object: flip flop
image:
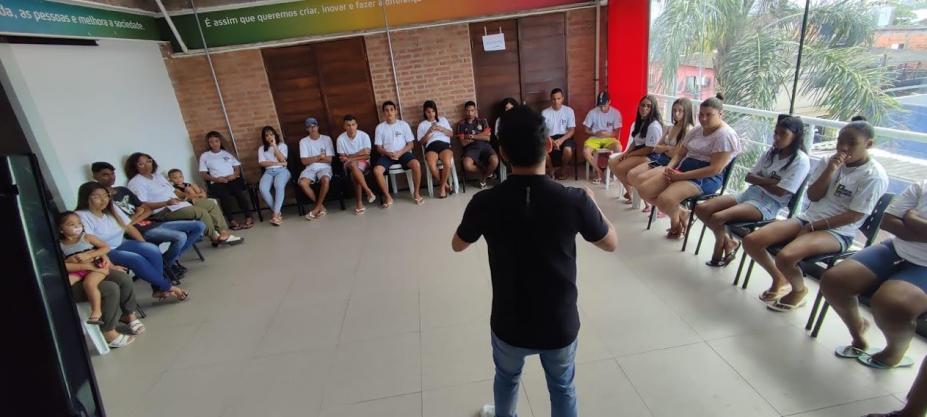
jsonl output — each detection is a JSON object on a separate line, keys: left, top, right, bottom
{"left": 414, "top": 195, "right": 425, "bottom": 205}
{"left": 241, "top": 220, "right": 255, "bottom": 229}
{"left": 759, "top": 286, "right": 793, "bottom": 302}
{"left": 767, "top": 297, "right": 808, "bottom": 312}
{"left": 717, "top": 241, "right": 742, "bottom": 267}
{"left": 86, "top": 316, "right": 104, "bottom": 325}
{"left": 835, "top": 345, "right": 874, "bottom": 359}
{"left": 121, "top": 319, "right": 146, "bottom": 335}
{"left": 354, "top": 207, "right": 366, "bottom": 215}
{"left": 107, "top": 334, "right": 135, "bottom": 348}
{"left": 367, "top": 193, "right": 377, "bottom": 204}
{"left": 381, "top": 200, "right": 393, "bottom": 209}
{"left": 305, "top": 212, "right": 315, "bottom": 221}
{"left": 706, "top": 258, "right": 725, "bottom": 267}
{"left": 857, "top": 354, "right": 915, "bottom": 369}
{"left": 592, "top": 178, "right": 601, "bottom": 185}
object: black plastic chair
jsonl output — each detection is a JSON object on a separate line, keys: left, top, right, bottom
{"left": 802, "top": 193, "right": 895, "bottom": 337}
{"left": 646, "top": 158, "right": 738, "bottom": 253}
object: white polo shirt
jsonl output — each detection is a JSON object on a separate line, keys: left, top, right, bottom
{"left": 799, "top": 157, "right": 889, "bottom": 238}
{"left": 337, "top": 131, "right": 372, "bottom": 156}
{"left": 885, "top": 180, "right": 927, "bottom": 266}
{"left": 374, "top": 120, "right": 414, "bottom": 153}
{"left": 199, "top": 150, "right": 240, "bottom": 178}
{"left": 542, "top": 106, "right": 576, "bottom": 136}
{"left": 748, "top": 150, "right": 811, "bottom": 205}
{"left": 417, "top": 117, "right": 452, "bottom": 145}
{"left": 127, "top": 173, "right": 192, "bottom": 214}
{"left": 583, "top": 107, "right": 622, "bottom": 135}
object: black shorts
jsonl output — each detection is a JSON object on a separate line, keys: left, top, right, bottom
{"left": 425, "top": 141, "right": 452, "bottom": 154}
{"left": 463, "top": 141, "right": 496, "bottom": 167}
{"left": 549, "top": 135, "right": 576, "bottom": 166}
{"left": 374, "top": 152, "right": 416, "bottom": 171}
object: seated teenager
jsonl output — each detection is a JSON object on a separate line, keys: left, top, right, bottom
{"left": 93, "top": 162, "right": 205, "bottom": 279}
{"left": 742, "top": 121, "right": 889, "bottom": 310}
{"left": 608, "top": 95, "right": 663, "bottom": 201}
{"left": 694, "top": 116, "right": 810, "bottom": 267}
{"left": 297, "top": 117, "right": 334, "bottom": 220}
{"left": 75, "top": 182, "right": 188, "bottom": 302}
{"left": 198, "top": 131, "right": 255, "bottom": 230}
{"left": 126, "top": 153, "right": 241, "bottom": 247}
{"left": 337, "top": 114, "right": 377, "bottom": 215}
{"left": 542, "top": 88, "right": 576, "bottom": 180}
{"left": 582, "top": 91, "right": 623, "bottom": 184}
{"left": 821, "top": 180, "right": 927, "bottom": 369}
{"left": 373, "top": 100, "right": 424, "bottom": 207}
{"left": 257, "top": 126, "right": 290, "bottom": 226}
{"left": 627, "top": 97, "right": 696, "bottom": 213}
{"left": 637, "top": 94, "right": 741, "bottom": 240}
{"left": 417, "top": 100, "right": 456, "bottom": 198}
{"left": 457, "top": 100, "right": 499, "bottom": 189}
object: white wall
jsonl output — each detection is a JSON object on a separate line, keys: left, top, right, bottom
{"left": 0, "top": 39, "right": 194, "bottom": 210}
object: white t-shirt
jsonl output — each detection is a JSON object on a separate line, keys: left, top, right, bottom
{"left": 885, "top": 180, "right": 927, "bottom": 266}
{"left": 257, "top": 143, "right": 288, "bottom": 165}
{"left": 799, "top": 157, "right": 889, "bottom": 238}
{"left": 199, "top": 150, "right": 240, "bottom": 178}
{"left": 127, "top": 173, "right": 192, "bottom": 214}
{"left": 77, "top": 209, "right": 129, "bottom": 249}
{"left": 583, "top": 107, "right": 622, "bottom": 135}
{"left": 417, "top": 117, "right": 452, "bottom": 145}
{"left": 542, "top": 106, "right": 576, "bottom": 136}
{"left": 748, "top": 150, "right": 811, "bottom": 205}
{"left": 337, "top": 131, "right": 372, "bottom": 156}
{"left": 682, "top": 123, "right": 741, "bottom": 162}
{"left": 627, "top": 121, "right": 664, "bottom": 148}
{"left": 374, "top": 120, "right": 414, "bottom": 153}
{"left": 299, "top": 135, "right": 334, "bottom": 169}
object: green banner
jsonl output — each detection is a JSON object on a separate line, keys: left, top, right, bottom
{"left": 0, "top": 0, "right": 161, "bottom": 41}
{"left": 165, "top": 0, "right": 587, "bottom": 51}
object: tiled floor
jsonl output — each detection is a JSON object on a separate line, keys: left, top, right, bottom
{"left": 91, "top": 180, "right": 925, "bottom": 417}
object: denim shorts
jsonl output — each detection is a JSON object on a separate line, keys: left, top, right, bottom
{"left": 648, "top": 153, "right": 671, "bottom": 167}
{"left": 735, "top": 186, "right": 785, "bottom": 221}
{"left": 850, "top": 239, "right": 927, "bottom": 294}
{"left": 679, "top": 158, "right": 722, "bottom": 195}
{"left": 794, "top": 218, "right": 854, "bottom": 252}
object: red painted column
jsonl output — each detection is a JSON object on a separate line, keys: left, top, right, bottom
{"left": 608, "top": 0, "right": 650, "bottom": 149}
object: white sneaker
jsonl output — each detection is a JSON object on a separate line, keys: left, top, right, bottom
{"left": 480, "top": 404, "right": 495, "bottom": 417}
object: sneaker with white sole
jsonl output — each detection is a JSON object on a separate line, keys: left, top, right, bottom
{"left": 480, "top": 404, "right": 495, "bottom": 417}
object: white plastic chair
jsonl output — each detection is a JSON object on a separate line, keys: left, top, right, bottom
{"left": 386, "top": 164, "right": 415, "bottom": 198}
{"left": 77, "top": 301, "right": 110, "bottom": 356}
{"left": 586, "top": 149, "right": 615, "bottom": 189}
{"left": 424, "top": 160, "right": 460, "bottom": 197}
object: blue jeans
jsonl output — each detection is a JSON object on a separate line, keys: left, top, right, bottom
{"left": 260, "top": 167, "right": 291, "bottom": 214}
{"left": 109, "top": 240, "right": 171, "bottom": 292}
{"left": 143, "top": 221, "right": 205, "bottom": 265}
{"left": 491, "top": 332, "right": 577, "bottom": 417}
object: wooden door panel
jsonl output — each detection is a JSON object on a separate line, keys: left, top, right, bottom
{"left": 518, "top": 13, "right": 567, "bottom": 112}
{"left": 262, "top": 45, "right": 325, "bottom": 144}
{"left": 469, "top": 19, "right": 521, "bottom": 133}
{"left": 313, "top": 38, "right": 380, "bottom": 138}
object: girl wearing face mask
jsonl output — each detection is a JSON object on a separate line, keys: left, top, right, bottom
{"left": 59, "top": 211, "right": 111, "bottom": 326}
{"left": 637, "top": 94, "right": 742, "bottom": 240}
{"left": 694, "top": 116, "right": 811, "bottom": 267}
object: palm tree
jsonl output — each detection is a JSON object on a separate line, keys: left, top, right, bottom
{"left": 650, "top": 0, "right": 900, "bottom": 123}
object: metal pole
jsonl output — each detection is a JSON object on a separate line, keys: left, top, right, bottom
{"left": 594, "top": 0, "right": 601, "bottom": 96}
{"left": 190, "top": 0, "right": 240, "bottom": 157}
{"left": 789, "top": 0, "right": 812, "bottom": 115}
{"left": 381, "top": 2, "right": 403, "bottom": 117}
{"left": 154, "top": 0, "right": 188, "bottom": 53}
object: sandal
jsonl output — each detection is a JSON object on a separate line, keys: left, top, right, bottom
{"left": 381, "top": 200, "right": 393, "bottom": 209}
{"left": 592, "top": 178, "right": 601, "bottom": 185}
{"left": 108, "top": 334, "right": 135, "bottom": 348}
{"left": 622, "top": 191, "right": 632, "bottom": 204}
{"left": 354, "top": 207, "right": 366, "bottom": 215}
{"left": 121, "top": 319, "right": 146, "bottom": 335}
{"left": 242, "top": 219, "right": 255, "bottom": 229}
{"left": 759, "top": 286, "right": 792, "bottom": 302}
{"left": 86, "top": 315, "right": 104, "bottom": 326}
{"left": 414, "top": 195, "right": 425, "bottom": 205}
{"left": 706, "top": 258, "right": 725, "bottom": 267}
{"left": 857, "top": 353, "right": 915, "bottom": 369}
{"left": 834, "top": 345, "right": 872, "bottom": 359}
{"left": 367, "top": 192, "right": 377, "bottom": 203}
{"left": 767, "top": 294, "right": 808, "bottom": 312}
{"left": 717, "top": 241, "right": 742, "bottom": 267}
{"left": 229, "top": 221, "right": 243, "bottom": 231}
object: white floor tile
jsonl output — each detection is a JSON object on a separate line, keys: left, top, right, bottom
{"left": 322, "top": 332, "right": 421, "bottom": 407}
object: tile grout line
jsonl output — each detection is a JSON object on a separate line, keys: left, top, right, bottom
{"left": 611, "top": 356, "right": 658, "bottom": 417}
{"left": 704, "top": 341, "right": 785, "bottom": 416}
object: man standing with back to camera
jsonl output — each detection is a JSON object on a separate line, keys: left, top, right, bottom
{"left": 452, "top": 105, "right": 618, "bottom": 417}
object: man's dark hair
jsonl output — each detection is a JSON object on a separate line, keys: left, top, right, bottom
{"left": 91, "top": 161, "right": 115, "bottom": 174}
{"left": 550, "top": 88, "right": 563, "bottom": 97}
{"left": 498, "top": 106, "right": 548, "bottom": 167}
{"left": 850, "top": 115, "right": 867, "bottom": 122}
{"left": 343, "top": 114, "right": 357, "bottom": 122}
{"left": 381, "top": 100, "right": 396, "bottom": 111}
{"left": 464, "top": 100, "right": 476, "bottom": 109}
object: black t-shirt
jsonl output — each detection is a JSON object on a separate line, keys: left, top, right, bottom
{"left": 455, "top": 175, "right": 609, "bottom": 349}
{"left": 110, "top": 186, "right": 158, "bottom": 233}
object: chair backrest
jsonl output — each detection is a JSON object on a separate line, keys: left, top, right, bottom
{"left": 784, "top": 178, "right": 810, "bottom": 218}
{"left": 716, "top": 156, "right": 738, "bottom": 195}
{"left": 859, "top": 193, "right": 895, "bottom": 247}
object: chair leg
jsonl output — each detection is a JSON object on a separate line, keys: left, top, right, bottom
{"left": 135, "top": 304, "right": 147, "bottom": 319}
{"left": 741, "top": 260, "right": 756, "bottom": 289}
{"left": 646, "top": 205, "right": 656, "bottom": 230}
{"left": 605, "top": 166, "right": 611, "bottom": 190}
{"left": 806, "top": 290, "right": 824, "bottom": 331}
{"left": 694, "top": 223, "right": 709, "bottom": 255}
{"left": 811, "top": 301, "right": 829, "bottom": 338}
{"left": 389, "top": 173, "right": 399, "bottom": 195}
{"left": 425, "top": 167, "right": 434, "bottom": 198}
{"left": 338, "top": 179, "right": 346, "bottom": 210}
{"left": 193, "top": 245, "right": 205, "bottom": 262}
{"left": 451, "top": 167, "right": 460, "bottom": 194}
{"left": 573, "top": 151, "right": 579, "bottom": 180}
{"left": 733, "top": 251, "right": 747, "bottom": 286}
{"left": 681, "top": 206, "right": 697, "bottom": 252}
{"left": 405, "top": 171, "right": 414, "bottom": 198}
